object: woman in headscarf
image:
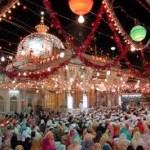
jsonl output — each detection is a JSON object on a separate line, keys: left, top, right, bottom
{"left": 120, "top": 126, "right": 131, "bottom": 141}
{"left": 102, "top": 143, "right": 112, "bottom": 150}
{"left": 136, "top": 120, "right": 145, "bottom": 134}
{"left": 61, "top": 129, "right": 70, "bottom": 148}
{"left": 41, "top": 131, "right": 57, "bottom": 150}
{"left": 132, "top": 132, "right": 145, "bottom": 149}
{"left": 132, "top": 127, "right": 140, "bottom": 136}
{"left": 107, "top": 123, "right": 114, "bottom": 140}
{"left": 113, "top": 124, "right": 120, "bottom": 138}
{"left": 83, "top": 127, "right": 96, "bottom": 141}
{"left": 20, "top": 124, "right": 31, "bottom": 142}
{"left": 68, "top": 129, "right": 82, "bottom": 144}
{"left": 114, "top": 133, "right": 130, "bottom": 150}
{"left": 67, "top": 138, "right": 82, "bottom": 150}
{"left": 100, "top": 131, "right": 109, "bottom": 147}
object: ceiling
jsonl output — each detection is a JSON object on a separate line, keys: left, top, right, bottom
{"left": 0, "top": 0, "right": 150, "bottom": 76}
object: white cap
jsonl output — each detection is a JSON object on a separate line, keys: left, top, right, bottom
{"left": 41, "top": 119, "right": 45, "bottom": 124}
{"left": 70, "top": 124, "right": 76, "bottom": 129}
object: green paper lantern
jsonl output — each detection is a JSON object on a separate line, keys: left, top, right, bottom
{"left": 130, "top": 25, "right": 147, "bottom": 42}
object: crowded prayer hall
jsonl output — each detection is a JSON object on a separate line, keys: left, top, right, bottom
{"left": 0, "top": 0, "right": 150, "bottom": 149}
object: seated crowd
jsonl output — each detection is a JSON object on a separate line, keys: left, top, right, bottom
{"left": 0, "top": 105, "right": 149, "bottom": 150}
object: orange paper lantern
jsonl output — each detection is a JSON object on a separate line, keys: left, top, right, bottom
{"left": 69, "top": 0, "right": 94, "bottom": 15}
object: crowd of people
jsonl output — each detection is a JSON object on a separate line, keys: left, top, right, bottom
{"left": 0, "top": 105, "right": 150, "bottom": 150}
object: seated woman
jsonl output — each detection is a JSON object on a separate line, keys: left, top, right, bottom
{"left": 41, "top": 131, "right": 57, "bottom": 150}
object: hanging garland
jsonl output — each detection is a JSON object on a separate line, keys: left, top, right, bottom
{"left": 80, "top": 19, "right": 127, "bottom": 70}
{"left": 78, "top": 8, "right": 129, "bottom": 70}
{"left": 140, "top": 49, "right": 149, "bottom": 68}
{"left": 43, "top": 0, "right": 105, "bottom": 53}
{"left": 136, "top": 0, "right": 150, "bottom": 13}
{"left": 125, "top": 56, "right": 150, "bottom": 77}
{"left": 0, "top": 0, "right": 20, "bottom": 19}
{"left": 76, "top": 5, "right": 104, "bottom": 54}
{"left": 0, "top": 54, "right": 76, "bottom": 79}
{"left": 106, "top": 5, "right": 150, "bottom": 77}
{"left": 102, "top": 0, "right": 144, "bottom": 50}
{"left": 43, "top": 0, "right": 77, "bottom": 50}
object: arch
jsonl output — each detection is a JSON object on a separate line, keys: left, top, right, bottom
{"left": 10, "top": 96, "right": 17, "bottom": 101}
{"left": 10, "top": 96, "right": 17, "bottom": 112}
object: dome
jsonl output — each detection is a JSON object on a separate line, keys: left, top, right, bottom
{"left": 17, "top": 32, "right": 64, "bottom": 58}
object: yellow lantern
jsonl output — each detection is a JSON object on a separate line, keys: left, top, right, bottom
{"left": 68, "top": 0, "right": 94, "bottom": 15}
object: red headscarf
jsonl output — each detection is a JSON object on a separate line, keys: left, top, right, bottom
{"left": 137, "top": 120, "right": 144, "bottom": 133}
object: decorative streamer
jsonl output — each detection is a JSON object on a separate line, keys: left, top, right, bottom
{"left": 136, "top": 0, "right": 150, "bottom": 13}
{"left": 125, "top": 56, "right": 150, "bottom": 78}
{"left": 43, "top": 0, "right": 105, "bottom": 53}
{"left": 102, "top": 0, "right": 143, "bottom": 50}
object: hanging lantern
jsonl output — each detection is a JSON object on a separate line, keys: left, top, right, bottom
{"left": 130, "top": 25, "right": 147, "bottom": 42}
{"left": 68, "top": 0, "right": 94, "bottom": 15}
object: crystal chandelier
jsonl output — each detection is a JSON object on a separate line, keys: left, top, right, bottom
{"left": 17, "top": 12, "right": 64, "bottom": 58}
{"left": 6, "top": 12, "right": 64, "bottom": 71}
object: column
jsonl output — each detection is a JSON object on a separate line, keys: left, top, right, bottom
{"left": 67, "top": 92, "right": 73, "bottom": 109}
{"left": 6, "top": 90, "right": 10, "bottom": 113}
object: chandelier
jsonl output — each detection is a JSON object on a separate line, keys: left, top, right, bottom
{"left": 7, "top": 12, "right": 64, "bottom": 71}
{"left": 17, "top": 13, "right": 64, "bottom": 58}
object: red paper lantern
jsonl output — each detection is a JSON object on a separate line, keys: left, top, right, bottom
{"left": 68, "top": 0, "right": 94, "bottom": 15}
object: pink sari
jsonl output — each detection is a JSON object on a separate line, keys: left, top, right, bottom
{"left": 41, "top": 131, "right": 57, "bottom": 150}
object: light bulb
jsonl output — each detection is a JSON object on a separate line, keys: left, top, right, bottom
{"left": 130, "top": 46, "right": 136, "bottom": 52}
{"left": 3, "top": 14, "right": 6, "bottom": 18}
{"left": 9, "top": 56, "right": 13, "bottom": 60}
{"left": 60, "top": 52, "right": 65, "bottom": 58}
{"left": 65, "top": 65, "right": 68, "bottom": 70}
{"left": 97, "top": 72, "right": 100, "bottom": 76}
{"left": 13, "top": 5, "right": 16, "bottom": 9}
{"left": 106, "top": 70, "right": 111, "bottom": 76}
{"left": 78, "top": 15, "right": 84, "bottom": 24}
{"left": 41, "top": 11, "right": 44, "bottom": 15}
{"left": 111, "top": 46, "right": 116, "bottom": 51}
{"left": 47, "top": 67, "right": 51, "bottom": 71}
{"left": 21, "top": 50, "right": 25, "bottom": 56}
{"left": 1, "top": 56, "right": 5, "bottom": 62}
{"left": 8, "top": 10, "right": 11, "bottom": 13}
